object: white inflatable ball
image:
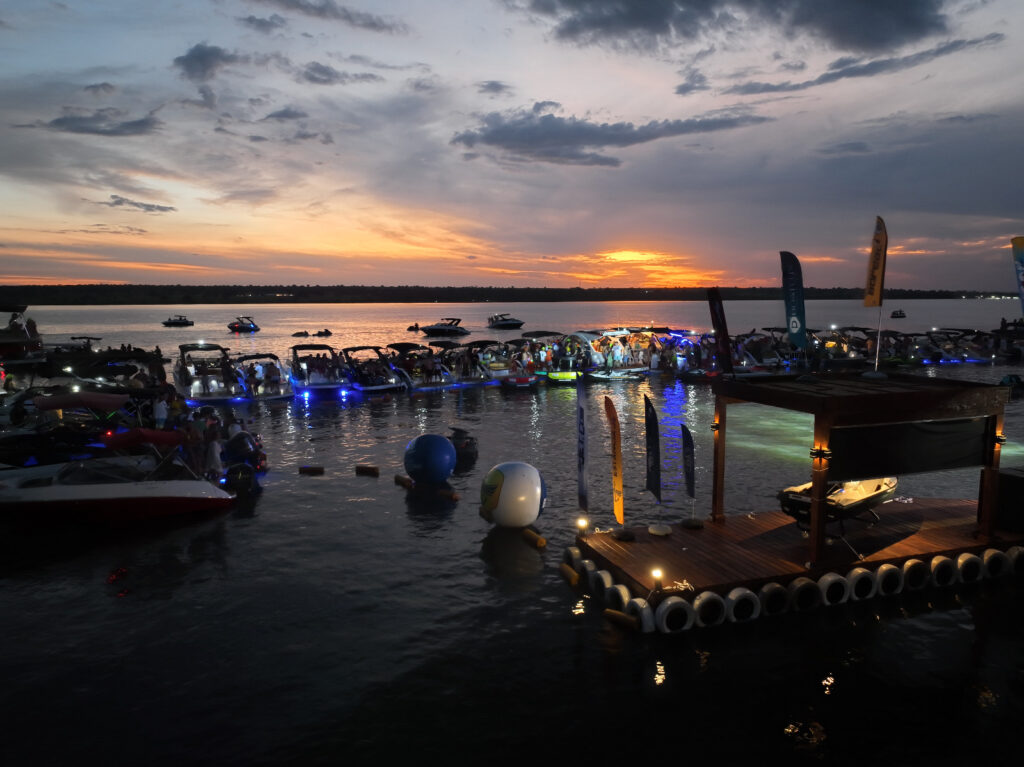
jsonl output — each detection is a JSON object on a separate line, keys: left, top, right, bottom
{"left": 479, "top": 461, "right": 547, "bottom": 528}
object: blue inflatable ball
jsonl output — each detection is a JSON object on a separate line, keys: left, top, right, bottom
{"left": 404, "top": 434, "right": 457, "bottom": 485}
{"left": 479, "top": 462, "right": 547, "bottom": 528}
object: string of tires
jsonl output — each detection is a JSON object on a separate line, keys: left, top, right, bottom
{"left": 561, "top": 545, "right": 1024, "bottom": 634}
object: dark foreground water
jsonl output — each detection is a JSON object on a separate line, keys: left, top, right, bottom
{"left": 2, "top": 300, "right": 1023, "bottom": 766}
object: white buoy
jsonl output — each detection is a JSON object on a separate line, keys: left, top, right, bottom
{"left": 654, "top": 595, "right": 696, "bottom": 633}
{"left": 846, "top": 566, "right": 878, "bottom": 601}
{"left": 788, "top": 577, "right": 822, "bottom": 612}
{"left": 693, "top": 591, "right": 728, "bottom": 627}
{"left": 875, "top": 563, "right": 904, "bottom": 596}
{"left": 956, "top": 552, "right": 985, "bottom": 584}
{"left": 625, "top": 597, "right": 656, "bottom": 634}
{"left": 818, "top": 572, "right": 851, "bottom": 606}
{"left": 589, "top": 569, "right": 614, "bottom": 596}
{"left": 902, "top": 558, "right": 930, "bottom": 591}
{"left": 725, "top": 587, "right": 762, "bottom": 623}
{"left": 604, "top": 584, "right": 632, "bottom": 612}
{"left": 758, "top": 582, "right": 790, "bottom": 616}
{"left": 982, "top": 548, "right": 1012, "bottom": 579}
{"left": 930, "top": 555, "right": 958, "bottom": 587}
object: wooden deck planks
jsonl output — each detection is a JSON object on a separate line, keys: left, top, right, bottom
{"left": 576, "top": 498, "right": 1024, "bottom": 601}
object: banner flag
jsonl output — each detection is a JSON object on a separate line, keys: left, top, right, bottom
{"left": 576, "top": 375, "right": 589, "bottom": 511}
{"left": 780, "top": 251, "right": 807, "bottom": 349}
{"left": 681, "top": 424, "right": 695, "bottom": 499}
{"left": 603, "top": 396, "right": 624, "bottom": 525}
{"left": 864, "top": 216, "right": 888, "bottom": 307}
{"left": 644, "top": 394, "right": 662, "bottom": 502}
{"left": 706, "top": 287, "right": 734, "bottom": 374}
{"left": 1012, "top": 237, "right": 1024, "bottom": 318}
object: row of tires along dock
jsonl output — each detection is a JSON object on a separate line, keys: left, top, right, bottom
{"left": 561, "top": 544, "right": 1024, "bottom": 633}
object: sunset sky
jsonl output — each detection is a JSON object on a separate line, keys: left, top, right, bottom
{"left": 1, "top": 0, "right": 1022, "bottom": 289}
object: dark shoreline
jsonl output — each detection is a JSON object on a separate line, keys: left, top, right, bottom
{"left": 0, "top": 284, "right": 1009, "bottom": 306}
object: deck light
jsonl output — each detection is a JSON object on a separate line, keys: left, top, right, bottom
{"left": 809, "top": 446, "right": 832, "bottom": 460}
{"left": 995, "top": 434, "right": 1007, "bottom": 445}
{"left": 576, "top": 517, "right": 589, "bottom": 535}
{"left": 652, "top": 568, "right": 663, "bottom": 591}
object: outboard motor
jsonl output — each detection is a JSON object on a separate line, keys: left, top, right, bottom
{"left": 222, "top": 462, "right": 261, "bottom": 496}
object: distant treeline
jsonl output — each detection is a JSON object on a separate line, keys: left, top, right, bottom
{"left": 0, "top": 284, "right": 1008, "bottom": 306}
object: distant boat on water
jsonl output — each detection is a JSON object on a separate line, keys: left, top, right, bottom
{"left": 890, "top": 309, "right": 906, "bottom": 319}
{"left": 487, "top": 313, "right": 524, "bottom": 330}
{"left": 162, "top": 315, "right": 194, "bottom": 327}
{"left": 228, "top": 316, "right": 260, "bottom": 333}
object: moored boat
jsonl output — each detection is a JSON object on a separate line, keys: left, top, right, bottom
{"left": 385, "top": 342, "right": 456, "bottom": 391}
{"left": 0, "top": 305, "right": 43, "bottom": 361}
{"left": 173, "top": 343, "right": 242, "bottom": 403}
{"left": 232, "top": 353, "right": 292, "bottom": 401}
{"left": 340, "top": 346, "right": 406, "bottom": 393}
{"left": 162, "top": 315, "right": 194, "bottom": 327}
{"left": 0, "top": 441, "right": 235, "bottom": 522}
{"left": 287, "top": 344, "right": 348, "bottom": 395}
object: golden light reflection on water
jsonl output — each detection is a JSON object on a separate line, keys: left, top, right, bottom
{"left": 822, "top": 674, "right": 835, "bottom": 695}
{"left": 572, "top": 599, "right": 586, "bottom": 616}
{"left": 653, "top": 660, "right": 666, "bottom": 686}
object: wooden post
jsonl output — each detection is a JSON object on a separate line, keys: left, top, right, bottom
{"left": 978, "top": 410, "right": 1005, "bottom": 536}
{"left": 807, "top": 415, "right": 832, "bottom": 565}
{"left": 711, "top": 395, "right": 727, "bottom": 522}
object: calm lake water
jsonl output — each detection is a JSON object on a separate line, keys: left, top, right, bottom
{"left": 2, "top": 299, "right": 1023, "bottom": 766}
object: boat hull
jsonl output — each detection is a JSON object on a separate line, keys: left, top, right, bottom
{"left": 0, "top": 481, "right": 235, "bottom": 522}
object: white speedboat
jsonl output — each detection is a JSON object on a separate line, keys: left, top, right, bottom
{"left": 340, "top": 346, "right": 407, "bottom": 393}
{"left": 0, "top": 447, "right": 235, "bottom": 522}
{"left": 386, "top": 343, "right": 457, "bottom": 391}
{"left": 418, "top": 318, "right": 471, "bottom": 337}
{"left": 173, "top": 343, "right": 242, "bottom": 404}
{"left": 232, "top": 353, "right": 292, "bottom": 401}
{"left": 287, "top": 344, "right": 349, "bottom": 395}
{"left": 487, "top": 313, "right": 524, "bottom": 330}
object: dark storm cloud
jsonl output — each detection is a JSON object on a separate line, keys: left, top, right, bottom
{"left": 451, "top": 103, "right": 771, "bottom": 166}
{"left": 100, "top": 194, "right": 176, "bottom": 213}
{"left": 238, "top": 14, "right": 287, "bottom": 33}
{"left": 263, "top": 107, "right": 308, "bottom": 120}
{"left": 514, "top": 0, "right": 954, "bottom": 53}
{"left": 299, "top": 61, "right": 384, "bottom": 85}
{"left": 477, "top": 80, "right": 513, "bottom": 95}
{"left": 173, "top": 43, "right": 248, "bottom": 83}
{"left": 724, "top": 32, "right": 1004, "bottom": 94}
{"left": 250, "top": 0, "right": 409, "bottom": 34}
{"left": 818, "top": 141, "right": 871, "bottom": 155}
{"left": 39, "top": 108, "right": 161, "bottom": 136}
{"left": 674, "top": 69, "right": 710, "bottom": 96}
{"left": 59, "top": 224, "right": 148, "bottom": 235}
{"left": 84, "top": 82, "right": 116, "bottom": 97}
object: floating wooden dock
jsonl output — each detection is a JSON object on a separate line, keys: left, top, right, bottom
{"left": 576, "top": 498, "right": 1022, "bottom": 598}
{"left": 563, "top": 372, "right": 1022, "bottom": 633}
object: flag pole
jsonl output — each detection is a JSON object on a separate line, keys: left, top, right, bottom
{"left": 864, "top": 217, "right": 888, "bottom": 374}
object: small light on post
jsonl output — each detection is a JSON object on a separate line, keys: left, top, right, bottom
{"left": 809, "top": 446, "right": 832, "bottom": 461}
{"left": 576, "top": 517, "right": 589, "bottom": 537}
{"left": 652, "top": 568, "right": 663, "bottom": 591}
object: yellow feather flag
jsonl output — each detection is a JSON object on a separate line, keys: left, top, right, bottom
{"left": 603, "top": 396, "right": 624, "bottom": 526}
{"left": 864, "top": 216, "right": 888, "bottom": 307}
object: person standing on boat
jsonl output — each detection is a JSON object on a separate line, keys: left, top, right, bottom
{"left": 153, "top": 391, "right": 168, "bottom": 429}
